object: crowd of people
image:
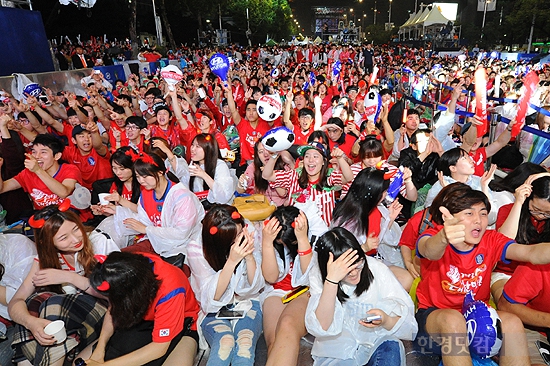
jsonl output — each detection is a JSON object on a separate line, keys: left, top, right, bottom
{"left": 0, "top": 41, "right": 550, "bottom": 366}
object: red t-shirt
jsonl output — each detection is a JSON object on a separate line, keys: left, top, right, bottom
{"left": 14, "top": 163, "right": 82, "bottom": 209}
{"left": 149, "top": 122, "right": 193, "bottom": 150}
{"left": 416, "top": 229, "right": 514, "bottom": 310}
{"left": 62, "top": 146, "right": 112, "bottom": 190}
{"left": 141, "top": 253, "right": 200, "bottom": 342}
{"left": 399, "top": 209, "right": 433, "bottom": 251}
{"left": 140, "top": 180, "right": 173, "bottom": 227}
{"left": 328, "top": 133, "right": 357, "bottom": 158}
{"left": 469, "top": 147, "right": 487, "bottom": 177}
{"left": 236, "top": 119, "right": 270, "bottom": 164}
{"left": 495, "top": 203, "right": 546, "bottom": 276}
{"left": 109, "top": 182, "right": 133, "bottom": 202}
{"left": 108, "top": 121, "right": 128, "bottom": 152}
{"left": 502, "top": 262, "right": 550, "bottom": 313}
{"left": 365, "top": 208, "right": 382, "bottom": 256}
{"left": 293, "top": 128, "right": 313, "bottom": 146}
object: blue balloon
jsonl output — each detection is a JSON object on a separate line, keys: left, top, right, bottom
{"left": 333, "top": 60, "right": 342, "bottom": 77}
{"left": 23, "top": 83, "right": 42, "bottom": 98}
{"left": 462, "top": 292, "right": 502, "bottom": 359}
{"left": 209, "top": 53, "right": 230, "bottom": 85}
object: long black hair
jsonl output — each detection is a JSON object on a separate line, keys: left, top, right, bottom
{"left": 270, "top": 206, "right": 301, "bottom": 268}
{"left": 332, "top": 169, "right": 389, "bottom": 237}
{"left": 517, "top": 176, "right": 550, "bottom": 244}
{"left": 189, "top": 134, "right": 219, "bottom": 192}
{"left": 489, "top": 162, "right": 546, "bottom": 193}
{"left": 253, "top": 141, "right": 285, "bottom": 193}
{"left": 316, "top": 227, "right": 374, "bottom": 303}
{"left": 201, "top": 205, "right": 245, "bottom": 272}
{"left": 110, "top": 147, "right": 141, "bottom": 204}
{"left": 90, "top": 252, "right": 160, "bottom": 329}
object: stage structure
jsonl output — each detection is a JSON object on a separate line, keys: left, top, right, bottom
{"left": 312, "top": 6, "right": 362, "bottom": 44}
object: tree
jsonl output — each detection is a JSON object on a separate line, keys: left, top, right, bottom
{"left": 504, "top": 0, "right": 550, "bottom": 46}
{"left": 157, "top": 0, "right": 177, "bottom": 50}
{"left": 129, "top": 0, "right": 138, "bottom": 59}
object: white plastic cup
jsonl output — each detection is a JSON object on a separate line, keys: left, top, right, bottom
{"left": 98, "top": 193, "right": 110, "bottom": 205}
{"left": 44, "top": 320, "right": 67, "bottom": 343}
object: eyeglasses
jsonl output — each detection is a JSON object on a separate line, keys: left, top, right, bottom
{"left": 125, "top": 125, "right": 139, "bottom": 131}
{"left": 345, "top": 259, "right": 365, "bottom": 277}
{"left": 529, "top": 209, "right": 550, "bottom": 219}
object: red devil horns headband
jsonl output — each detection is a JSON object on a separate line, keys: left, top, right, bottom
{"left": 28, "top": 199, "right": 72, "bottom": 229}
{"left": 125, "top": 150, "right": 159, "bottom": 167}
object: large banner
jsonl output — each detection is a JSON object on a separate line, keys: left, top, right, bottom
{"left": 478, "top": 0, "right": 497, "bottom": 12}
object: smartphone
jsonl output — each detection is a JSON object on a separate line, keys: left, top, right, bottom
{"left": 535, "top": 340, "right": 550, "bottom": 365}
{"left": 360, "top": 315, "right": 382, "bottom": 323}
{"left": 281, "top": 285, "right": 309, "bottom": 304}
{"left": 216, "top": 307, "right": 245, "bottom": 319}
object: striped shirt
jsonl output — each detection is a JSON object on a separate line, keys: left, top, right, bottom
{"left": 271, "top": 169, "right": 340, "bottom": 226}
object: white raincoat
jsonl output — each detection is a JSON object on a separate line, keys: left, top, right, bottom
{"left": 114, "top": 182, "right": 205, "bottom": 257}
{"left": 306, "top": 256, "right": 417, "bottom": 366}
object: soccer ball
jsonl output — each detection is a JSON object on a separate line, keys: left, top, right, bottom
{"left": 261, "top": 126, "right": 295, "bottom": 152}
{"left": 462, "top": 292, "right": 503, "bottom": 359}
{"left": 257, "top": 94, "right": 282, "bottom": 121}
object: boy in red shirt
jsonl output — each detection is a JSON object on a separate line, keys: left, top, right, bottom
{"left": 226, "top": 85, "right": 270, "bottom": 167}
{"left": 415, "top": 182, "right": 550, "bottom": 365}
{"left": 62, "top": 122, "right": 112, "bottom": 190}
{"left": 0, "top": 134, "right": 80, "bottom": 209}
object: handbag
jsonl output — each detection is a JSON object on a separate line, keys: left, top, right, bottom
{"left": 233, "top": 194, "right": 276, "bottom": 221}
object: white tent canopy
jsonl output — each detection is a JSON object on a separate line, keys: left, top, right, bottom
{"left": 420, "top": 5, "right": 452, "bottom": 27}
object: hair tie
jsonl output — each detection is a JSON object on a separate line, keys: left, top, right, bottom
{"left": 97, "top": 281, "right": 110, "bottom": 291}
{"left": 94, "top": 254, "right": 107, "bottom": 263}
{"left": 291, "top": 222, "right": 296, "bottom": 228}
{"left": 231, "top": 211, "right": 241, "bottom": 220}
{"left": 205, "top": 135, "right": 212, "bottom": 141}
{"left": 209, "top": 226, "right": 218, "bottom": 235}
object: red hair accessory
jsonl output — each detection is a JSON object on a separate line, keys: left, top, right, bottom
{"left": 291, "top": 222, "right": 296, "bottom": 228}
{"left": 97, "top": 281, "right": 110, "bottom": 291}
{"left": 94, "top": 254, "right": 107, "bottom": 263}
{"left": 28, "top": 199, "right": 72, "bottom": 229}
{"left": 231, "top": 211, "right": 241, "bottom": 220}
{"left": 205, "top": 135, "right": 212, "bottom": 141}
{"left": 139, "top": 153, "right": 156, "bottom": 166}
{"left": 124, "top": 149, "right": 140, "bottom": 162}
{"left": 209, "top": 226, "right": 218, "bottom": 235}
{"left": 28, "top": 215, "right": 45, "bottom": 229}
{"left": 58, "top": 199, "right": 71, "bottom": 212}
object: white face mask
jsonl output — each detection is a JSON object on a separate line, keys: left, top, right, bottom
{"left": 416, "top": 134, "right": 430, "bottom": 154}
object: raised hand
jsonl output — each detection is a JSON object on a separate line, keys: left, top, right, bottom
{"left": 440, "top": 206, "right": 465, "bottom": 246}
{"left": 325, "top": 249, "right": 359, "bottom": 283}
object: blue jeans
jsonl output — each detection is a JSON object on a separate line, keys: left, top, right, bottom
{"left": 201, "top": 300, "right": 263, "bottom": 366}
{"left": 366, "top": 340, "right": 401, "bottom": 366}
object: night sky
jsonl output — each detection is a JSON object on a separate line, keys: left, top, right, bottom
{"left": 33, "top": 0, "right": 486, "bottom": 45}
